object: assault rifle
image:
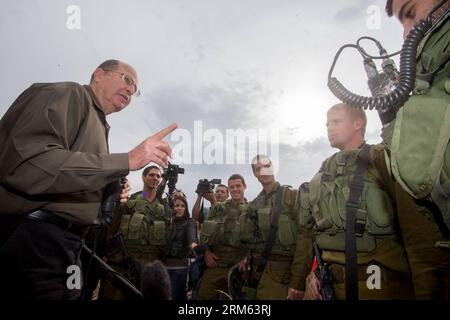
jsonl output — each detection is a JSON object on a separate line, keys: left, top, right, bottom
{"left": 112, "top": 231, "right": 141, "bottom": 287}
{"left": 313, "top": 241, "right": 335, "bottom": 300}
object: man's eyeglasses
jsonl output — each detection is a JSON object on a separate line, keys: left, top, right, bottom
{"left": 102, "top": 69, "right": 141, "bottom": 97}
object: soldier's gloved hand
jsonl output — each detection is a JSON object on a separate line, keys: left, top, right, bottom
{"left": 304, "top": 272, "right": 322, "bottom": 300}
{"left": 204, "top": 249, "right": 218, "bottom": 268}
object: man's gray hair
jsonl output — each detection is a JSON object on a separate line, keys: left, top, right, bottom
{"left": 90, "top": 59, "right": 120, "bottom": 83}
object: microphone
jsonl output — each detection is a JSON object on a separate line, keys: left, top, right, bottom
{"left": 140, "top": 260, "right": 172, "bottom": 300}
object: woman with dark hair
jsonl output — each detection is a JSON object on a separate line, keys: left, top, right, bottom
{"left": 162, "top": 196, "right": 198, "bottom": 300}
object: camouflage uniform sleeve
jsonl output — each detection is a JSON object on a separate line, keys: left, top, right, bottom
{"left": 289, "top": 183, "right": 314, "bottom": 291}
{"left": 289, "top": 227, "right": 314, "bottom": 290}
{"left": 367, "top": 144, "right": 396, "bottom": 200}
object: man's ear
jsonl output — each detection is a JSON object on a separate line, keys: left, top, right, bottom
{"left": 353, "top": 117, "right": 364, "bottom": 132}
{"left": 92, "top": 68, "right": 105, "bottom": 83}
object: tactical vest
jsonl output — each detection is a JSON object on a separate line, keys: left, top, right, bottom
{"left": 240, "top": 185, "right": 298, "bottom": 256}
{"left": 382, "top": 12, "right": 450, "bottom": 229}
{"left": 200, "top": 200, "right": 247, "bottom": 248}
{"left": 306, "top": 146, "right": 397, "bottom": 253}
{"left": 120, "top": 194, "right": 167, "bottom": 252}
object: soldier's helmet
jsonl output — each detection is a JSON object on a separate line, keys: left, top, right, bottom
{"left": 227, "top": 263, "right": 247, "bottom": 300}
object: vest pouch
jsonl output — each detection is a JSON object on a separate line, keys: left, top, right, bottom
{"left": 331, "top": 177, "right": 348, "bottom": 229}
{"left": 223, "top": 214, "right": 236, "bottom": 234}
{"left": 228, "top": 219, "right": 241, "bottom": 247}
{"left": 277, "top": 214, "right": 296, "bottom": 247}
{"left": 389, "top": 83, "right": 450, "bottom": 199}
{"left": 200, "top": 220, "right": 222, "bottom": 246}
{"left": 257, "top": 208, "right": 271, "bottom": 240}
{"left": 121, "top": 213, "right": 146, "bottom": 242}
{"left": 310, "top": 173, "right": 334, "bottom": 231}
{"left": 315, "top": 231, "right": 376, "bottom": 253}
{"left": 148, "top": 220, "right": 166, "bottom": 246}
{"left": 364, "top": 182, "right": 396, "bottom": 235}
{"left": 239, "top": 213, "right": 255, "bottom": 244}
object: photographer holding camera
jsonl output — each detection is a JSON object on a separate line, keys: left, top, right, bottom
{"left": 192, "top": 181, "right": 229, "bottom": 224}
{"left": 196, "top": 174, "right": 248, "bottom": 300}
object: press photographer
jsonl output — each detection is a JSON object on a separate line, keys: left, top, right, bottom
{"left": 192, "top": 179, "right": 228, "bottom": 223}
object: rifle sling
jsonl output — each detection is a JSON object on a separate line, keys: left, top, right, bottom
{"left": 251, "top": 185, "right": 285, "bottom": 289}
{"left": 345, "top": 144, "right": 370, "bottom": 301}
{"left": 82, "top": 244, "right": 142, "bottom": 299}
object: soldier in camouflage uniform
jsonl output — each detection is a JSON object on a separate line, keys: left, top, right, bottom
{"left": 102, "top": 165, "right": 170, "bottom": 299}
{"left": 382, "top": 0, "right": 450, "bottom": 299}
{"left": 197, "top": 174, "right": 249, "bottom": 299}
{"left": 294, "top": 104, "right": 414, "bottom": 300}
{"left": 240, "top": 155, "right": 303, "bottom": 300}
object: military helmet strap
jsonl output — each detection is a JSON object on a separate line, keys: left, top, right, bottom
{"left": 345, "top": 144, "right": 371, "bottom": 301}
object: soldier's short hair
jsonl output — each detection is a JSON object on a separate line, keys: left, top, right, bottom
{"left": 143, "top": 165, "right": 162, "bottom": 177}
{"left": 386, "top": 0, "right": 393, "bottom": 17}
{"left": 228, "top": 174, "right": 246, "bottom": 187}
{"left": 329, "top": 103, "right": 367, "bottom": 136}
{"left": 90, "top": 59, "right": 120, "bottom": 83}
{"left": 251, "top": 154, "right": 272, "bottom": 173}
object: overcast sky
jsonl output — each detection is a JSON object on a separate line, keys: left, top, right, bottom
{"left": 0, "top": 0, "right": 404, "bottom": 208}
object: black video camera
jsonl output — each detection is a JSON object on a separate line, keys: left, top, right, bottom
{"left": 160, "top": 163, "right": 185, "bottom": 198}
{"left": 196, "top": 178, "right": 221, "bottom": 194}
{"left": 163, "top": 163, "right": 185, "bottom": 181}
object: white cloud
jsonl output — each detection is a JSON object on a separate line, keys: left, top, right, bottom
{"left": 1, "top": 0, "right": 403, "bottom": 207}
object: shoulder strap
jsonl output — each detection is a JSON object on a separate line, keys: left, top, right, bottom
{"left": 345, "top": 144, "right": 371, "bottom": 300}
{"left": 251, "top": 185, "right": 285, "bottom": 289}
